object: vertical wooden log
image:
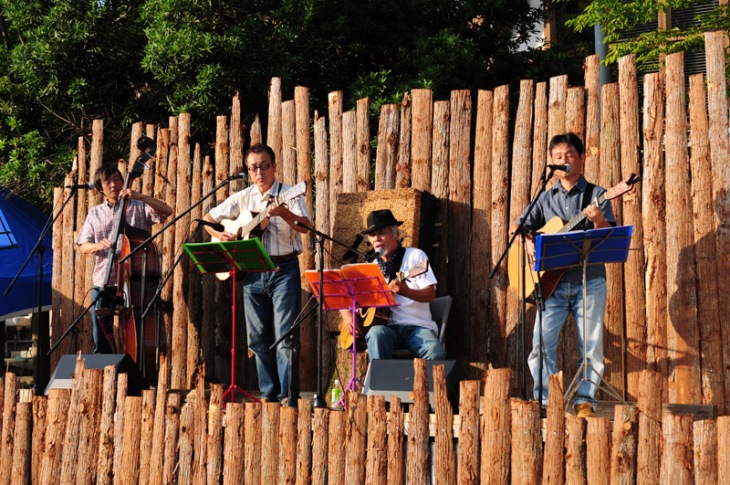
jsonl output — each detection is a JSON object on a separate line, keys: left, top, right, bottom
{"left": 244, "top": 402, "right": 262, "bottom": 485}
{"left": 40, "top": 389, "right": 70, "bottom": 484}
{"left": 282, "top": 99, "right": 297, "bottom": 186}
{"left": 586, "top": 417, "right": 612, "bottom": 485}
{"left": 261, "top": 403, "right": 281, "bottom": 485}
{"left": 229, "top": 92, "right": 245, "bottom": 193}
{"left": 59, "top": 176, "right": 76, "bottom": 345}
{"left": 374, "top": 104, "right": 399, "bottom": 190}
{"left": 171, "top": 113, "right": 192, "bottom": 389}
{"left": 279, "top": 406, "right": 298, "bottom": 485}
{"left": 59, "top": 360, "right": 84, "bottom": 484}
{"left": 598, "top": 82, "right": 625, "bottom": 398}
{"left": 96, "top": 366, "right": 118, "bottom": 485}
{"left": 327, "top": 410, "right": 345, "bottom": 485}
{"left": 704, "top": 32, "right": 730, "bottom": 411}
{"left": 72, "top": 136, "right": 90, "bottom": 351}
{"left": 433, "top": 366, "right": 455, "bottom": 485}
{"left": 411, "top": 89, "right": 433, "bottom": 191}
{"left": 386, "top": 397, "right": 405, "bottom": 485}
{"left": 618, "top": 55, "right": 646, "bottom": 402}
{"left": 137, "top": 390, "right": 156, "bottom": 485}
{"left": 717, "top": 416, "right": 730, "bottom": 481}
{"left": 396, "top": 92, "right": 412, "bottom": 189}
{"left": 344, "top": 393, "right": 366, "bottom": 485}
{"left": 470, "top": 90, "right": 493, "bottom": 373}
{"left": 355, "top": 97, "right": 371, "bottom": 192}
{"left": 161, "top": 393, "right": 181, "bottom": 485}
{"left": 566, "top": 86, "right": 586, "bottom": 141}
{"left": 693, "top": 418, "right": 717, "bottom": 484}
{"left": 457, "top": 380, "right": 479, "bottom": 485}
{"left": 531, "top": 82, "right": 549, "bottom": 193}
{"left": 314, "top": 113, "right": 331, "bottom": 265}
{"left": 447, "top": 90, "right": 472, "bottom": 360}
{"left": 214, "top": 115, "right": 230, "bottom": 204}
{"left": 295, "top": 85, "right": 314, "bottom": 270}
{"left": 250, "top": 114, "right": 263, "bottom": 145}
{"left": 510, "top": 400, "right": 542, "bottom": 485}
{"left": 481, "top": 368, "right": 511, "bottom": 484}
{"left": 191, "top": 376, "right": 208, "bottom": 485}
{"left": 665, "top": 52, "right": 701, "bottom": 404}
{"left": 365, "top": 396, "right": 387, "bottom": 485}
{"left": 328, "top": 91, "right": 344, "bottom": 234}
{"left": 641, "top": 73, "right": 668, "bottom": 392}
{"left": 430, "top": 100, "right": 450, "bottom": 295}
{"left": 565, "top": 415, "right": 587, "bottom": 485}
{"left": 407, "top": 359, "right": 430, "bottom": 485}
{"left": 147, "top": 354, "right": 168, "bottom": 485}
{"left": 119, "top": 397, "right": 143, "bottom": 485}
{"left": 111, "top": 373, "right": 128, "bottom": 485}
{"left": 659, "top": 414, "right": 694, "bottom": 484}
{"left": 543, "top": 374, "right": 565, "bottom": 485}
{"left": 637, "top": 370, "right": 662, "bottom": 485}
{"left": 311, "top": 407, "right": 329, "bottom": 485}
{"left": 342, "top": 110, "right": 358, "bottom": 193}
{"left": 223, "top": 403, "right": 245, "bottom": 485}
{"left": 177, "top": 402, "right": 195, "bottom": 485}
{"left": 50, "top": 188, "right": 65, "bottom": 359}
{"left": 186, "top": 145, "right": 203, "bottom": 387}
{"left": 547, "top": 75, "right": 567, "bottom": 141}
{"left": 489, "top": 85, "right": 510, "bottom": 374}
{"left": 31, "top": 396, "right": 47, "bottom": 485}
{"left": 609, "top": 405, "right": 638, "bottom": 484}
{"left": 206, "top": 385, "right": 223, "bottom": 485}
{"left": 583, "top": 55, "right": 601, "bottom": 182}
{"left": 296, "top": 399, "right": 314, "bottom": 485}
{"left": 267, "top": 77, "right": 283, "bottom": 172}
{"left": 688, "top": 73, "right": 725, "bottom": 413}
{"left": 9, "top": 401, "right": 30, "bottom": 485}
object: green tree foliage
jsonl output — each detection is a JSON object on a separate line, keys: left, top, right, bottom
{"left": 0, "top": 0, "right": 582, "bottom": 211}
{"left": 558, "top": 0, "right": 729, "bottom": 72}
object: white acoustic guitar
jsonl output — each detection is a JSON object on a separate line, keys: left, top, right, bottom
{"left": 211, "top": 181, "right": 307, "bottom": 280}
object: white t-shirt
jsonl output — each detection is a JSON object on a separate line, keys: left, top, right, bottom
{"left": 388, "top": 247, "right": 438, "bottom": 333}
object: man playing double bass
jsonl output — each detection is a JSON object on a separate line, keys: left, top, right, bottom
{"left": 77, "top": 164, "right": 173, "bottom": 354}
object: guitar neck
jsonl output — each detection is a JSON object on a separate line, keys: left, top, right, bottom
{"left": 560, "top": 192, "right": 607, "bottom": 233}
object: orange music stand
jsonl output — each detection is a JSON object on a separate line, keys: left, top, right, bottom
{"left": 184, "top": 238, "right": 276, "bottom": 402}
{"left": 305, "top": 263, "right": 395, "bottom": 408}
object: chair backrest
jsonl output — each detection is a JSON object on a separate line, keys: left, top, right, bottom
{"left": 429, "top": 295, "right": 453, "bottom": 346}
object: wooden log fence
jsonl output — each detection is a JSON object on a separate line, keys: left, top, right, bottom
{"left": 1, "top": 363, "right": 728, "bottom": 484}
{"left": 48, "top": 33, "right": 729, "bottom": 419}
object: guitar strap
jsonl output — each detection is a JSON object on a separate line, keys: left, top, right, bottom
{"left": 580, "top": 182, "right": 596, "bottom": 230}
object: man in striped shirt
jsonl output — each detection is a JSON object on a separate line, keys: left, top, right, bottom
{"left": 203, "top": 143, "right": 311, "bottom": 404}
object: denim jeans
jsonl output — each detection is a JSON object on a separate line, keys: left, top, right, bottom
{"left": 528, "top": 277, "right": 607, "bottom": 407}
{"left": 91, "top": 286, "right": 116, "bottom": 354}
{"left": 242, "top": 257, "right": 301, "bottom": 401}
{"left": 366, "top": 324, "right": 446, "bottom": 360}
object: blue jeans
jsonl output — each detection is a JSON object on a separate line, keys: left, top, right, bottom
{"left": 91, "top": 287, "right": 116, "bottom": 354}
{"left": 528, "top": 277, "right": 607, "bottom": 407}
{"left": 366, "top": 324, "right": 446, "bottom": 360}
{"left": 242, "top": 257, "right": 301, "bottom": 401}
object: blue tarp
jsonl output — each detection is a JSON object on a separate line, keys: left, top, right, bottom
{"left": 0, "top": 186, "right": 53, "bottom": 320}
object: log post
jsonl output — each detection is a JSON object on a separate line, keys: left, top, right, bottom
{"left": 406, "top": 359, "right": 430, "bottom": 485}
{"left": 481, "top": 368, "right": 511, "bottom": 484}
{"left": 609, "top": 405, "right": 638, "bottom": 483}
{"left": 223, "top": 403, "right": 245, "bottom": 485}
{"left": 296, "top": 399, "right": 314, "bottom": 485}
{"left": 586, "top": 417, "right": 611, "bottom": 485}
{"left": 434, "top": 365, "right": 455, "bottom": 484}
{"left": 311, "top": 407, "right": 329, "bottom": 485}
{"left": 120, "top": 397, "right": 143, "bottom": 485}
{"left": 365, "top": 396, "right": 387, "bottom": 485}
{"left": 386, "top": 397, "right": 405, "bottom": 485}
{"left": 244, "top": 402, "right": 262, "bottom": 485}
{"left": 457, "top": 380, "right": 479, "bottom": 484}
{"left": 543, "top": 374, "right": 565, "bottom": 485}
{"left": 659, "top": 414, "right": 694, "bottom": 484}
{"left": 565, "top": 415, "right": 586, "bottom": 485}
{"left": 693, "top": 418, "right": 717, "bottom": 484}
{"left": 510, "top": 399, "right": 542, "bottom": 485}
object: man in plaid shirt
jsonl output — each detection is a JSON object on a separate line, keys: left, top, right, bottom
{"left": 76, "top": 164, "right": 172, "bottom": 353}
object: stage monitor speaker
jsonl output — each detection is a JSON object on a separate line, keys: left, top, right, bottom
{"left": 45, "top": 354, "right": 147, "bottom": 396}
{"left": 362, "top": 359, "right": 461, "bottom": 410}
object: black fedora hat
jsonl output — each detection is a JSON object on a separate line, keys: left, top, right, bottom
{"left": 362, "top": 209, "right": 403, "bottom": 235}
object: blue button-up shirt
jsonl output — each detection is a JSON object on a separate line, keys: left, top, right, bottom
{"left": 514, "top": 175, "right": 616, "bottom": 283}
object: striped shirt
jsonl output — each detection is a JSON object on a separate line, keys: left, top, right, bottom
{"left": 208, "top": 180, "right": 308, "bottom": 256}
{"left": 76, "top": 199, "right": 166, "bottom": 287}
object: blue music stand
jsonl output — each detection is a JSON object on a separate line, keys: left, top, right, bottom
{"left": 533, "top": 225, "right": 633, "bottom": 410}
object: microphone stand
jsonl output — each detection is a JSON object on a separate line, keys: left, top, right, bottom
{"left": 489, "top": 166, "right": 557, "bottom": 402}
{"left": 292, "top": 220, "right": 368, "bottom": 408}
{"left": 4, "top": 187, "right": 80, "bottom": 394}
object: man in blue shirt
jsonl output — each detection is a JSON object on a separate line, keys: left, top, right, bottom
{"left": 510, "top": 133, "right": 616, "bottom": 418}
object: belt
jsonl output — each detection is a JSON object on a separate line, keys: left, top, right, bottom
{"left": 269, "top": 253, "right": 299, "bottom": 263}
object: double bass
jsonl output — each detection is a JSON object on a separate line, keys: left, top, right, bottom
{"left": 100, "top": 139, "right": 165, "bottom": 381}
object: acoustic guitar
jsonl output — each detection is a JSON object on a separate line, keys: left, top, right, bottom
{"left": 338, "top": 259, "right": 429, "bottom": 350}
{"left": 507, "top": 173, "right": 640, "bottom": 302}
{"left": 211, "top": 181, "right": 306, "bottom": 280}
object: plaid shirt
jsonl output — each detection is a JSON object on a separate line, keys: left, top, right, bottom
{"left": 208, "top": 180, "right": 308, "bottom": 256}
{"left": 76, "top": 199, "right": 166, "bottom": 287}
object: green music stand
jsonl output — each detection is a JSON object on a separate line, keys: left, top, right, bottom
{"left": 184, "top": 238, "right": 276, "bottom": 402}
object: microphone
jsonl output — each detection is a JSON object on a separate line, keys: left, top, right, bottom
{"left": 195, "top": 219, "right": 225, "bottom": 232}
{"left": 547, "top": 164, "right": 571, "bottom": 173}
{"left": 230, "top": 172, "right": 248, "bottom": 181}
{"left": 65, "top": 182, "right": 95, "bottom": 190}
{"left": 364, "top": 248, "right": 383, "bottom": 262}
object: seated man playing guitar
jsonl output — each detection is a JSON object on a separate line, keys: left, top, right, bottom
{"left": 509, "top": 132, "right": 616, "bottom": 419}
{"left": 341, "top": 209, "right": 446, "bottom": 360}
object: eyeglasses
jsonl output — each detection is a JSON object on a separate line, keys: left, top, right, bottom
{"left": 247, "top": 162, "right": 272, "bottom": 172}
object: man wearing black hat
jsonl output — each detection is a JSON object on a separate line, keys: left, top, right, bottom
{"left": 341, "top": 209, "right": 446, "bottom": 360}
